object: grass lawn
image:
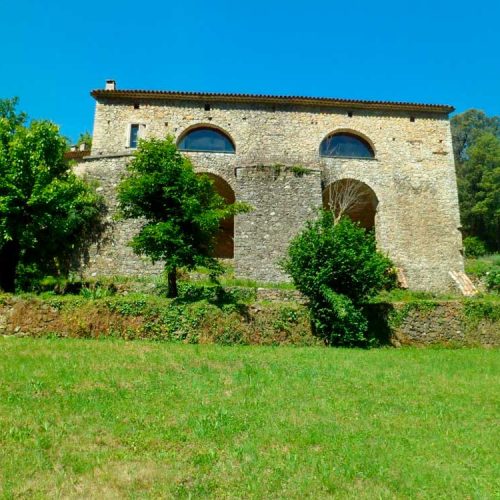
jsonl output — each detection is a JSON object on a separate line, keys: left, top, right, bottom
{"left": 0, "top": 339, "right": 499, "bottom": 498}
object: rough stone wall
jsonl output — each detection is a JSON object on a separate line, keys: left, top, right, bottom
{"left": 234, "top": 166, "right": 322, "bottom": 282}
{"left": 74, "top": 156, "right": 163, "bottom": 276}
{"left": 81, "top": 95, "right": 464, "bottom": 290}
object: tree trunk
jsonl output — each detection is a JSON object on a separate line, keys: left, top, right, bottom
{"left": 0, "top": 241, "right": 20, "bottom": 293}
{"left": 167, "top": 267, "right": 178, "bottom": 298}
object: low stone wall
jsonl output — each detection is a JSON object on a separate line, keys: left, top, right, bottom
{"left": 255, "top": 288, "right": 306, "bottom": 303}
{"left": 387, "top": 301, "right": 499, "bottom": 347}
{"left": 0, "top": 296, "right": 498, "bottom": 347}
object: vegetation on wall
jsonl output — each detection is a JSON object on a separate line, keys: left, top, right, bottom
{"left": 283, "top": 212, "right": 395, "bottom": 346}
{"left": 117, "top": 136, "right": 250, "bottom": 298}
{"left": 0, "top": 98, "right": 106, "bottom": 292}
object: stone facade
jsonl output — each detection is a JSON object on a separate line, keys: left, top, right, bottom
{"left": 75, "top": 82, "right": 465, "bottom": 291}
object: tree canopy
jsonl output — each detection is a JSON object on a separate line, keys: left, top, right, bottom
{"left": 0, "top": 98, "right": 106, "bottom": 292}
{"left": 283, "top": 212, "right": 394, "bottom": 346}
{"left": 451, "top": 109, "right": 500, "bottom": 251}
{"left": 451, "top": 109, "right": 500, "bottom": 163}
{"left": 117, "top": 136, "right": 250, "bottom": 297}
{"left": 76, "top": 131, "right": 92, "bottom": 149}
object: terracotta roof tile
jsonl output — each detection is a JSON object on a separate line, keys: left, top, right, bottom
{"left": 65, "top": 150, "right": 91, "bottom": 160}
{"left": 91, "top": 88, "right": 454, "bottom": 114}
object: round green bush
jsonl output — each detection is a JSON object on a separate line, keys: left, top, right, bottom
{"left": 463, "top": 236, "right": 487, "bottom": 258}
{"left": 283, "top": 212, "right": 395, "bottom": 346}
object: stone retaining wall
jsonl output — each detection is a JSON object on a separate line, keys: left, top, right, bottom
{"left": 0, "top": 296, "right": 498, "bottom": 347}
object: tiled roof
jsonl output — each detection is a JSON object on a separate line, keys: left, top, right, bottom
{"left": 91, "top": 88, "right": 454, "bottom": 114}
{"left": 65, "top": 150, "right": 91, "bottom": 160}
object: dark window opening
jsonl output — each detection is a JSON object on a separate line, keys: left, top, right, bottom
{"left": 204, "top": 103, "right": 211, "bottom": 111}
{"left": 133, "top": 103, "right": 140, "bottom": 109}
{"left": 178, "top": 127, "right": 235, "bottom": 153}
{"left": 410, "top": 116, "right": 415, "bottom": 122}
{"left": 129, "top": 124, "right": 139, "bottom": 148}
{"left": 320, "top": 132, "right": 374, "bottom": 159}
{"left": 347, "top": 111, "right": 353, "bottom": 118}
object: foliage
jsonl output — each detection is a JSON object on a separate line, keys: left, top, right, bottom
{"left": 485, "top": 269, "right": 500, "bottom": 293}
{"left": 290, "top": 165, "right": 310, "bottom": 177}
{"left": 457, "top": 132, "right": 500, "bottom": 250}
{"left": 465, "top": 253, "right": 500, "bottom": 276}
{"left": 0, "top": 98, "right": 106, "bottom": 292}
{"left": 283, "top": 212, "right": 395, "bottom": 346}
{"left": 462, "top": 236, "right": 487, "bottom": 258}
{"left": 75, "top": 131, "right": 92, "bottom": 149}
{"left": 117, "top": 136, "right": 250, "bottom": 297}
{"left": 451, "top": 109, "right": 500, "bottom": 162}
{"left": 451, "top": 110, "right": 500, "bottom": 251}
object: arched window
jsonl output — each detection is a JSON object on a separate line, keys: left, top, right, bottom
{"left": 178, "top": 127, "right": 235, "bottom": 153}
{"left": 320, "top": 132, "right": 374, "bottom": 159}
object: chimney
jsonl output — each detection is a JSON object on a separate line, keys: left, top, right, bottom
{"left": 105, "top": 79, "right": 116, "bottom": 90}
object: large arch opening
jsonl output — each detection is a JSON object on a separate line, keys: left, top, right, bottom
{"left": 200, "top": 173, "right": 235, "bottom": 258}
{"left": 322, "top": 178, "right": 378, "bottom": 230}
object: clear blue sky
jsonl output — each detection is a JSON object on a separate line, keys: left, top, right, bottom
{"left": 2, "top": 0, "right": 499, "bottom": 142}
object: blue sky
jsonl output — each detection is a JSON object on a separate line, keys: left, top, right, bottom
{"left": 1, "top": 0, "right": 499, "bottom": 142}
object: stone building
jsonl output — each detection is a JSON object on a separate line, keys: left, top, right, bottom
{"left": 74, "top": 80, "right": 466, "bottom": 292}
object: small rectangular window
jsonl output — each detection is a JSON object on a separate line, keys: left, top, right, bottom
{"left": 129, "top": 124, "right": 139, "bottom": 148}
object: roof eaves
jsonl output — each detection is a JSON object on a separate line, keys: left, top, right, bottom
{"left": 90, "top": 89, "right": 455, "bottom": 114}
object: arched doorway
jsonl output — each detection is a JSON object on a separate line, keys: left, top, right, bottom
{"left": 322, "top": 178, "right": 378, "bottom": 230}
{"left": 200, "top": 173, "right": 235, "bottom": 258}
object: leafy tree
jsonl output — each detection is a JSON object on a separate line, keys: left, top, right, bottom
{"left": 283, "top": 212, "right": 394, "bottom": 346}
{"left": 76, "top": 131, "right": 92, "bottom": 149}
{"left": 0, "top": 98, "right": 106, "bottom": 292}
{"left": 457, "top": 132, "right": 500, "bottom": 250}
{"left": 451, "top": 109, "right": 500, "bottom": 163}
{"left": 451, "top": 110, "right": 500, "bottom": 251}
{"left": 117, "top": 136, "right": 250, "bottom": 298}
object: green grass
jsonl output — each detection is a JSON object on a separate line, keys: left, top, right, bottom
{"left": 1, "top": 339, "right": 499, "bottom": 498}
{"left": 465, "top": 253, "right": 500, "bottom": 278}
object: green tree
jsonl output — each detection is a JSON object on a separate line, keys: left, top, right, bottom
{"left": 76, "top": 131, "right": 92, "bottom": 149}
{"left": 0, "top": 98, "right": 106, "bottom": 292}
{"left": 458, "top": 132, "right": 500, "bottom": 250}
{"left": 283, "top": 212, "right": 394, "bottom": 346}
{"left": 117, "top": 136, "right": 250, "bottom": 298}
{"left": 451, "top": 109, "right": 500, "bottom": 162}
{"left": 451, "top": 110, "right": 500, "bottom": 251}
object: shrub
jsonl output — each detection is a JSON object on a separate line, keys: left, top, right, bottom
{"left": 463, "top": 236, "right": 487, "bottom": 258}
{"left": 283, "top": 212, "right": 395, "bottom": 346}
{"left": 485, "top": 269, "right": 500, "bottom": 293}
